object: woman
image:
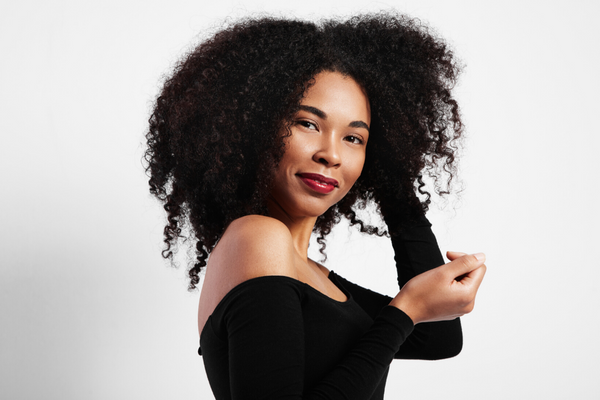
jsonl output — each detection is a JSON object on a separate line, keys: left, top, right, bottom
{"left": 145, "top": 13, "right": 486, "bottom": 400}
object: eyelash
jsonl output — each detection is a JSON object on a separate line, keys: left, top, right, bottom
{"left": 344, "top": 135, "right": 364, "bottom": 145}
{"left": 296, "top": 120, "right": 317, "bottom": 130}
{"left": 295, "top": 120, "right": 365, "bottom": 145}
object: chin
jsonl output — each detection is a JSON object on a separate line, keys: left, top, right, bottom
{"left": 270, "top": 189, "right": 344, "bottom": 220}
{"left": 298, "top": 199, "right": 338, "bottom": 218}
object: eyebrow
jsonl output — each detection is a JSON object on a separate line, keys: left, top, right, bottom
{"left": 349, "top": 120, "right": 370, "bottom": 132}
{"left": 298, "top": 105, "right": 370, "bottom": 132}
{"left": 299, "top": 105, "right": 327, "bottom": 119}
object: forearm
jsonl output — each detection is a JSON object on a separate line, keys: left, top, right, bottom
{"left": 388, "top": 215, "right": 445, "bottom": 288}
{"left": 387, "top": 215, "right": 463, "bottom": 359}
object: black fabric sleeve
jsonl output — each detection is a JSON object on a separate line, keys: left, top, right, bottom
{"left": 331, "top": 215, "right": 463, "bottom": 359}
{"left": 389, "top": 215, "right": 463, "bottom": 359}
{"left": 209, "top": 278, "right": 414, "bottom": 400}
{"left": 390, "top": 215, "right": 446, "bottom": 288}
{"left": 334, "top": 274, "right": 462, "bottom": 360}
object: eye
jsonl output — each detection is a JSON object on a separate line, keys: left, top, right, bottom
{"left": 295, "top": 120, "right": 318, "bottom": 131}
{"left": 344, "top": 134, "right": 364, "bottom": 145}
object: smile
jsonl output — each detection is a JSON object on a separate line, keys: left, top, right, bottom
{"left": 297, "top": 173, "right": 339, "bottom": 194}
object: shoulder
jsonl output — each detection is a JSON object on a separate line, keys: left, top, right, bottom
{"left": 199, "top": 215, "right": 298, "bottom": 334}
{"left": 210, "top": 215, "right": 297, "bottom": 281}
{"left": 226, "top": 215, "right": 292, "bottom": 243}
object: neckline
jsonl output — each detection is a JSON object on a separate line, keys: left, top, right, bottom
{"left": 200, "top": 272, "right": 353, "bottom": 341}
{"left": 220, "top": 273, "right": 352, "bottom": 307}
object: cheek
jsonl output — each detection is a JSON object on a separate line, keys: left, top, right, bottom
{"left": 280, "top": 136, "right": 306, "bottom": 164}
{"left": 347, "top": 154, "right": 366, "bottom": 183}
{"left": 337, "top": 159, "right": 364, "bottom": 200}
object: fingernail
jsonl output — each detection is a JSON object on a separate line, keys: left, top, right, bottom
{"left": 473, "top": 253, "right": 485, "bottom": 262}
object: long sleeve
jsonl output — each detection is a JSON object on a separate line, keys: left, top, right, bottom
{"left": 330, "top": 215, "right": 463, "bottom": 360}
{"left": 200, "top": 277, "right": 414, "bottom": 400}
{"left": 390, "top": 215, "right": 446, "bottom": 288}
{"left": 390, "top": 215, "right": 463, "bottom": 358}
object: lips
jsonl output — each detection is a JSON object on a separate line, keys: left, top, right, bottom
{"left": 297, "top": 173, "right": 339, "bottom": 194}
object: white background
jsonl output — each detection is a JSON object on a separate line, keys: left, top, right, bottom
{"left": 2, "top": 0, "right": 599, "bottom": 399}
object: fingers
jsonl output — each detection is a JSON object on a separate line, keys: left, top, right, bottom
{"left": 443, "top": 252, "right": 486, "bottom": 279}
{"left": 459, "top": 262, "right": 487, "bottom": 290}
{"left": 446, "top": 251, "right": 466, "bottom": 261}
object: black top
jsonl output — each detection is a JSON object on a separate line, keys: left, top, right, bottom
{"left": 199, "top": 217, "right": 462, "bottom": 400}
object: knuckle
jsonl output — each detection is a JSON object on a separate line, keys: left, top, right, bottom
{"left": 464, "top": 254, "right": 478, "bottom": 266}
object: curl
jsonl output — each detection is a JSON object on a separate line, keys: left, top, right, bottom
{"left": 144, "top": 13, "right": 463, "bottom": 289}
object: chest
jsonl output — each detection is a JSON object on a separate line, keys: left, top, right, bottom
{"left": 299, "top": 293, "right": 373, "bottom": 389}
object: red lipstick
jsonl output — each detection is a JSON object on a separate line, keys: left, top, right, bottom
{"left": 297, "top": 173, "right": 339, "bottom": 194}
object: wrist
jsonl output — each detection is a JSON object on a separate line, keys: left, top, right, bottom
{"left": 389, "top": 293, "right": 422, "bottom": 325}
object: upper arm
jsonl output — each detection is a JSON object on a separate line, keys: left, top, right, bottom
{"left": 221, "top": 280, "right": 306, "bottom": 399}
{"left": 208, "top": 279, "right": 415, "bottom": 400}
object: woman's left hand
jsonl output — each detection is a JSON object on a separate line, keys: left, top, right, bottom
{"left": 388, "top": 251, "right": 487, "bottom": 324}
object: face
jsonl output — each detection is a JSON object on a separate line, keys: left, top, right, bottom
{"left": 269, "top": 71, "right": 371, "bottom": 219}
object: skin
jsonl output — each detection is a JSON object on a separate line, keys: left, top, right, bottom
{"left": 197, "top": 71, "right": 486, "bottom": 335}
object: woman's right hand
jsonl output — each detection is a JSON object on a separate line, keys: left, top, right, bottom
{"left": 389, "top": 252, "right": 487, "bottom": 324}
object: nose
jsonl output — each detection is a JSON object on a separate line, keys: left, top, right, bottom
{"left": 312, "top": 134, "right": 341, "bottom": 167}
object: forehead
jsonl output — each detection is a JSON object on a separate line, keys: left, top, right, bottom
{"left": 301, "top": 71, "right": 371, "bottom": 124}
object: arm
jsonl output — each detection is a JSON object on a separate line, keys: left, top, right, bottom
{"left": 390, "top": 215, "right": 446, "bottom": 288}
{"left": 332, "top": 272, "right": 462, "bottom": 360}
{"left": 333, "top": 216, "right": 463, "bottom": 359}
{"left": 201, "top": 216, "right": 413, "bottom": 399}
{"left": 389, "top": 215, "right": 464, "bottom": 359}
{"left": 205, "top": 278, "right": 414, "bottom": 400}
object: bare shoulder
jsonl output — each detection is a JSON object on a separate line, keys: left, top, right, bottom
{"left": 198, "top": 215, "right": 297, "bottom": 333}
{"left": 206, "top": 215, "right": 297, "bottom": 289}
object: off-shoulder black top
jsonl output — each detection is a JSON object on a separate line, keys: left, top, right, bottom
{"left": 199, "top": 217, "right": 462, "bottom": 399}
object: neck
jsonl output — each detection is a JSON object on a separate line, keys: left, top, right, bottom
{"left": 267, "top": 199, "right": 317, "bottom": 262}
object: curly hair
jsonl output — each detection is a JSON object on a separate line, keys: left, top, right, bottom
{"left": 145, "top": 13, "right": 463, "bottom": 290}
